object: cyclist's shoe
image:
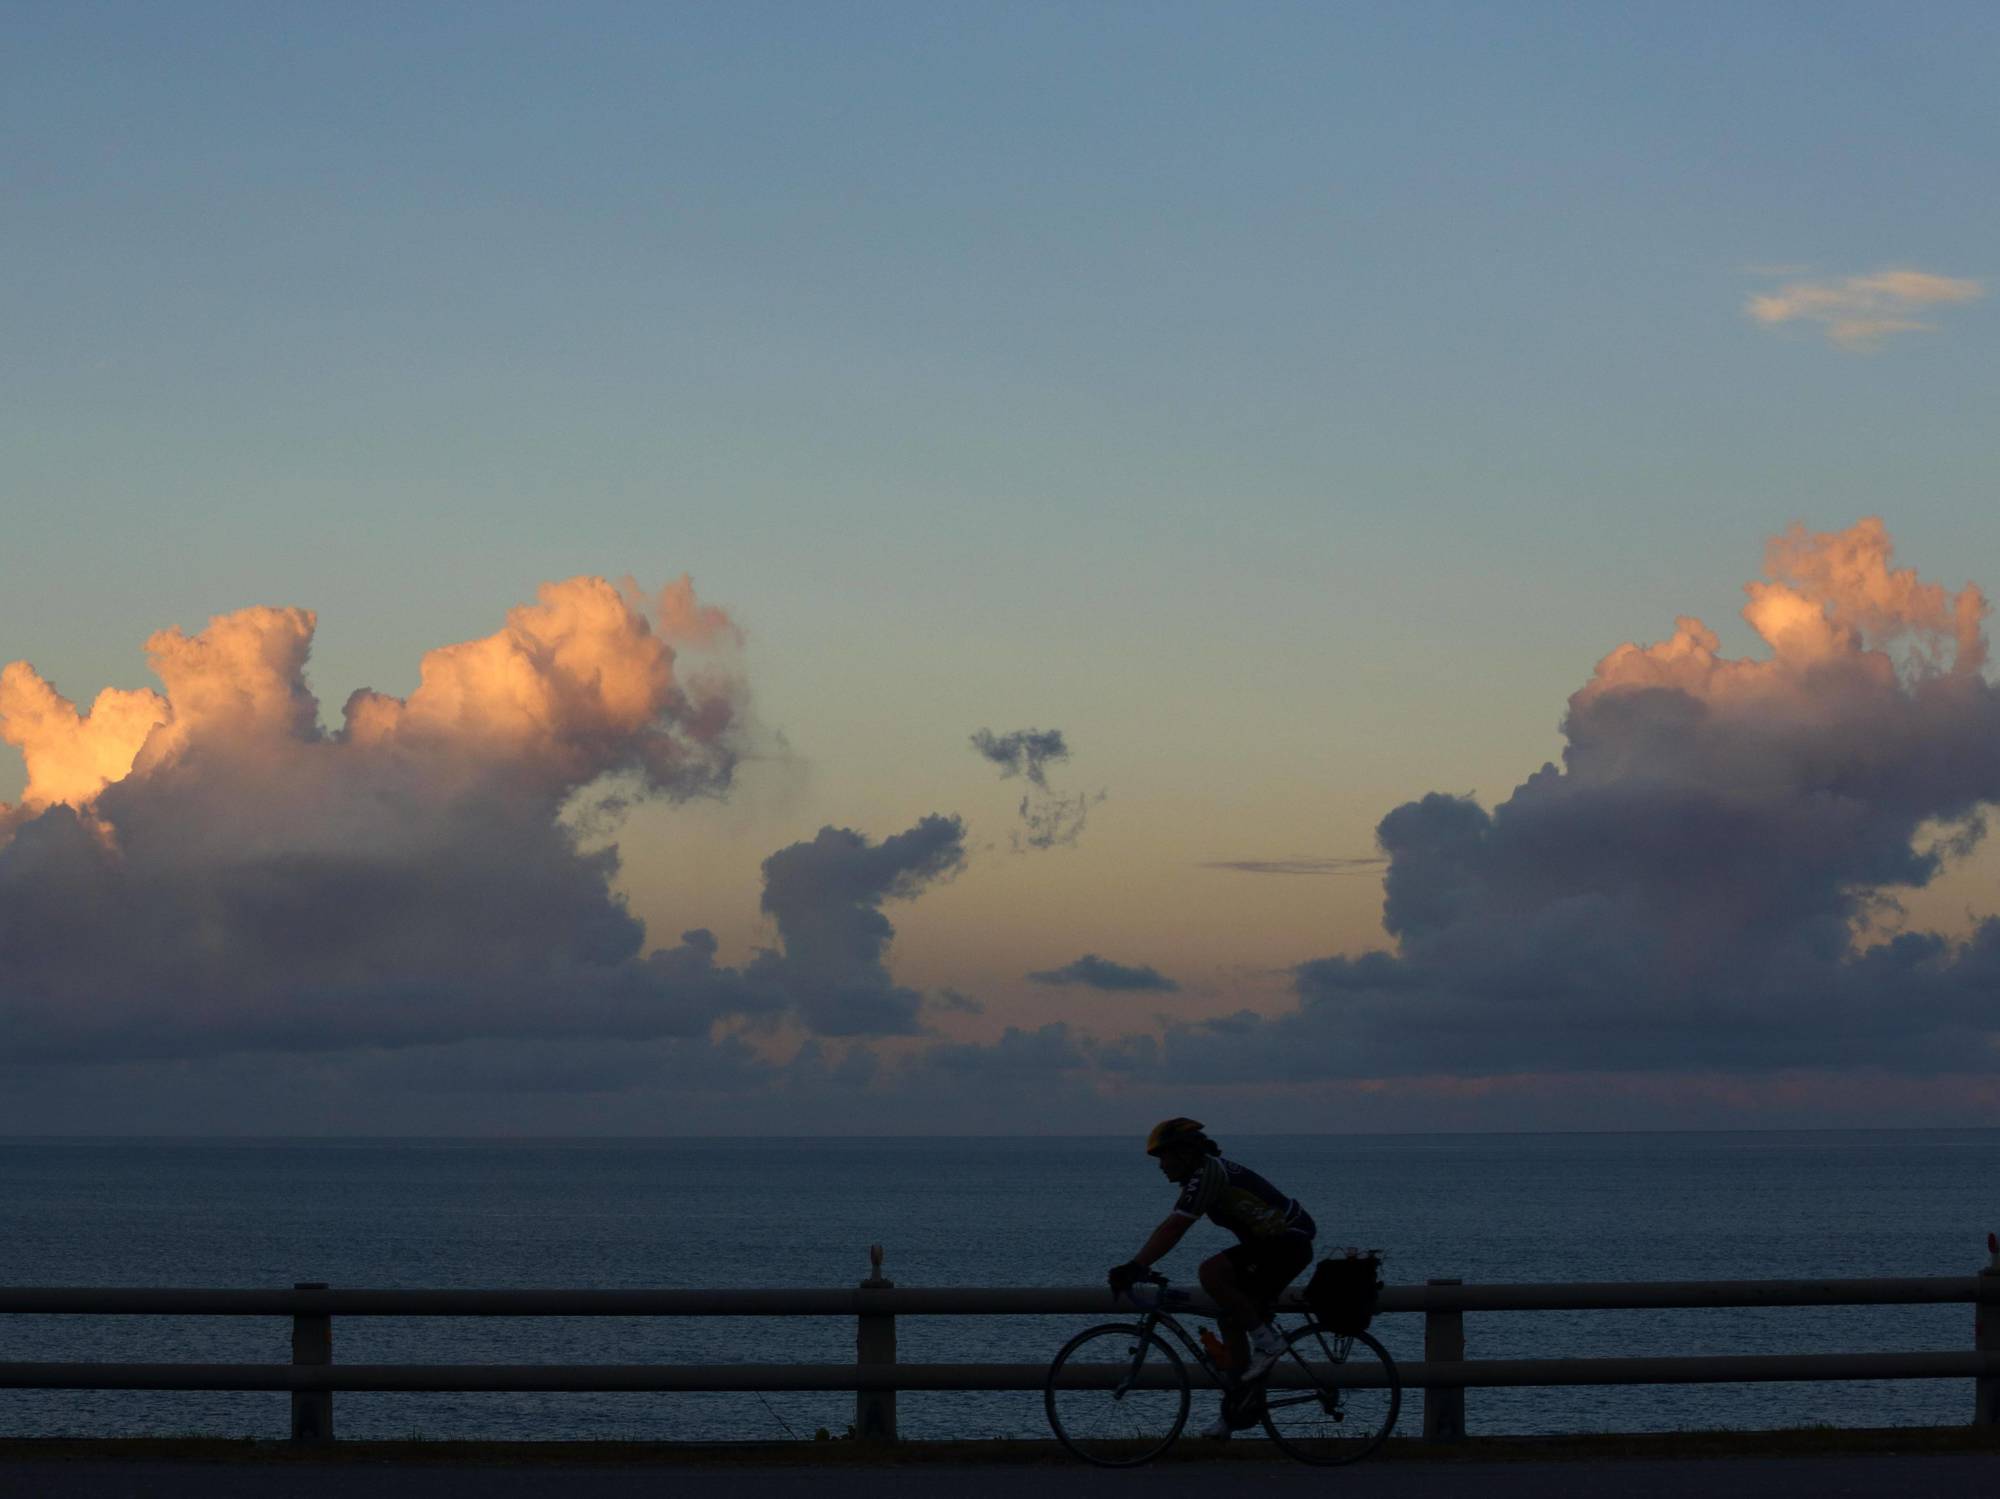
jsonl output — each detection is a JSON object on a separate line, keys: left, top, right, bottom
{"left": 1205, "top": 1386, "right": 1265, "bottom": 1437}
{"left": 1241, "top": 1325, "right": 1286, "bottom": 1381}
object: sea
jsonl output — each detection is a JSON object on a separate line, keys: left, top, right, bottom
{"left": 0, "top": 1131, "right": 1994, "bottom": 1443}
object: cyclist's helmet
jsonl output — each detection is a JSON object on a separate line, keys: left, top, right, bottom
{"left": 1146, "top": 1117, "right": 1212, "bottom": 1156}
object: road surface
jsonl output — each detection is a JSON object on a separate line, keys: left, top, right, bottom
{"left": 6, "top": 1454, "right": 1998, "bottom": 1498}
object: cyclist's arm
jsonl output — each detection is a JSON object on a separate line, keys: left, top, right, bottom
{"left": 1131, "top": 1212, "right": 1194, "bottom": 1268}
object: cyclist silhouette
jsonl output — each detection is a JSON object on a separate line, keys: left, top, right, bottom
{"left": 1108, "top": 1117, "right": 1317, "bottom": 1437}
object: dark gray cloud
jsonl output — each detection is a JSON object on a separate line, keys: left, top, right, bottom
{"left": 0, "top": 584, "right": 971, "bottom": 1063}
{"left": 0, "top": 800, "right": 968, "bottom": 1063}
{"left": 16, "top": 520, "right": 1999, "bottom": 1132}
{"left": 322, "top": 1030, "right": 780, "bottom": 1098}
{"left": 0, "top": 753, "right": 766, "bottom": 1064}
{"left": 746, "top": 814, "right": 967, "bottom": 1036}
{"left": 891, "top": 1023, "right": 1163, "bottom": 1117}
{"left": 919, "top": 1021, "right": 1094, "bottom": 1076}
{"left": 1016, "top": 787, "right": 1104, "bottom": 851}
{"left": 1200, "top": 856, "right": 1388, "bottom": 876}
{"left": 926, "top": 987, "right": 986, "bottom": 1016}
{"left": 970, "top": 727, "right": 1068, "bottom": 787}
{"left": 1173, "top": 520, "right": 2000, "bottom": 1081}
{"left": 970, "top": 725, "right": 1104, "bottom": 850}
{"left": 1028, "top": 953, "right": 1180, "bottom": 993}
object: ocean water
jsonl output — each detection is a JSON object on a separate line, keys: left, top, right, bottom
{"left": 0, "top": 1131, "right": 1994, "bottom": 1442}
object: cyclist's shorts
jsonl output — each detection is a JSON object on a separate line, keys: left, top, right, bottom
{"left": 1221, "top": 1234, "right": 1313, "bottom": 1310}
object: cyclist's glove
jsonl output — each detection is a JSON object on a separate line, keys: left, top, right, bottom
{"left": 1107, "top": 1262, "right": 1144, "bottom": 1297}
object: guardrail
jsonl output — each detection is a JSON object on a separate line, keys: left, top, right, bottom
{"left": 2, "top": 1249, "right": 1995, "bottom": 1445}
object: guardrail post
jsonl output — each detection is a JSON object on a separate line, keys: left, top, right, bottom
{"left": 1977, "top": 1262, "right": 1999, "bottom": 1427}
{"left": 290, "top": 1282, "right": 333, "bottom": 1443}
{"left": 1423, "top": 1277, "right": 1465, "bottom": 1441}
{"left": 855, "top": 1245, "right": 896, "bottom": 1441}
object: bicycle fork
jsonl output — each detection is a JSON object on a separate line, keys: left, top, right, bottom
{"left": 1111, "top": 1314, "right": 1160, "bottom": 1401}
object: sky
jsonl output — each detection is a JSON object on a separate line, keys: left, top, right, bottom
{"left": 3, "top": 2, "right": 1998, "bottom": 1134}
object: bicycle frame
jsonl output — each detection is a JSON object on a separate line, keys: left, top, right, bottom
{"left": 1119, "top": 1297, "right": 1217, "bottom": 1389}
{"left": 1118, "top": 1292, "right": 1357, "bottom": 1419}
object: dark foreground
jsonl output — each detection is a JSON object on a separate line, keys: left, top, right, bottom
{"left": 6, "top": 1453, "right": 2000, "bottom": 1498}
{"left": 4, "top": 1431, "right": 1998, "bottom": 1498}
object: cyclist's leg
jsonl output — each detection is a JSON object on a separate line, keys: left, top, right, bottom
{"left": 1213, "top": 1238, "right": 1315, "bottom": 1360}
{"left": 1195, "top": 1251, "right": 1263, "bottom": 1437}
{"left": 1262, "top": 1235, "right": 1314, "bottom": 1309}
{"left": 1199, "top": 1248, "right": 1263, "bottom": 1368}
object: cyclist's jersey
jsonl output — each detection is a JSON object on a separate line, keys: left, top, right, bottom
{"left": 1169, "top": 1156, "right": 1316, "bottom": 1243}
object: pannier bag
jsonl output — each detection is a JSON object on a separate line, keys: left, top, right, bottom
{"left": 1302, "top": 1250, "right": 1382, "bottom": 1335}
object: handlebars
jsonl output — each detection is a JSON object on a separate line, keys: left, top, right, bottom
{"left": 1111, "top": 1266, "right": 1188, "bottom": 1309}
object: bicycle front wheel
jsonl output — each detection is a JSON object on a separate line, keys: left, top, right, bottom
{"left": 1259, "top": 1322, "right": 1400, "bottom": 1465}
{"left": 1044, "top": 1322, "right": 1191, "bottom": 1467}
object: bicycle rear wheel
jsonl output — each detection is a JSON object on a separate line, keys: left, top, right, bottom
{"left": 1044, "top": 1322, "right": 1191, "bottom": 1467}
{"left": 1259, "top": 1322, "right": 1399, "bottom": 1465}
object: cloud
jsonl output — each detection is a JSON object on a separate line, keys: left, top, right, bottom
{"left": 0, "top": 578, "right": 763, "bottom": 1062}
{"left": 1, "top": 576, "right": 744, "bottom": 829}
{"left": 746, "top": 814, "right": 967, "bottom": 1036}
{"left": 0, "top": 581, "right": 966, "bottom": 1063}
{"left": 969, "top": 724, "right": 1104, "bottom": 850}
{"left": 1200, "top": 856, "right": 1388, "bottom": 876}
{"left": 20, "top": 522, "right": 2000, "bottom": 1130}
{"left": 918, "top": 1021, "right": 1095, "bottom": 1076}
{"left": 1028, "top": 953, "right": 1180, "bottom": 993}
{"left": 1178, "top": 519, "right": 2000, "bottom": 1081}
{"left": 1746, "top": 267, "right": 1984, "bottom": 349}
{"left": 889, "top": 1021, "right": 1161, "bottom": 1108}
{"left": 926, "top": 987, "right": 986, "bottom": 1016}
{"left": 970, "top": 727, "right": 1068, "bottom": 787}
{"left": 1016, "top": 787, "right": 1102, "bottom": 850}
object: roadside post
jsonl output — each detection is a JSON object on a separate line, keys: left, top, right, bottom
{"left": 856, "top": 1244, "right": 897, "bottom": 1441}
{"left": 1977, "top": 1233, "right": 1999, "bottom": 1427}
{"left": 290, "top": 1281, "right": 333, "bottom": 1443}
{"left": 1423, "top": 1277, "right": 1466, "bottom": 1441}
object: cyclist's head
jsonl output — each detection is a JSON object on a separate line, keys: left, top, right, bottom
{"left": 1146, "top": 1117, "right": 1218, "bottom": 1176}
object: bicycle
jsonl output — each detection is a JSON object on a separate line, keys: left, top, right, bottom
{"left": 1043, "top": 1266, "right": 1400, "bottom": 1467}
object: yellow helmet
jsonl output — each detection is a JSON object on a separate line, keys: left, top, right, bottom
{"left": 1145, "top": 1117, "right": 1206, "bottom": 1156}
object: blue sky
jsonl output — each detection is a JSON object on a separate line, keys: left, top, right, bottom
{"left": 2, "top": 3, "right": 1997, "bottom": 1131}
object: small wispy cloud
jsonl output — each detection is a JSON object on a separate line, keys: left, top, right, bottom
{"left": 1746, "top": 267, "right": 1983, "bottom": 351}
{"left": 1027, "top": 954, "right": 1179, "bottom": 993}
{"left": 927, "top": 987, "right": 986, "bottom": 1016}
{"left": 970, "top": 724, "right": 1104, "bottom": 850}
{"left": 1200, "top": 856, "right": 1387, "bottom": 877}
{"left": 970, "top": 727, "right": 1067, "bottom": 787}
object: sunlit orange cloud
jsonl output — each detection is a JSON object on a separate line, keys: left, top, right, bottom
{"left": 0, "top": 574, "right": 779, "bottom": 1064}
{"left": 0, "top": 664, "right": 166, "bottom": 815}
{"left": 0, "top": 574, "right": 741, "bottom": 833}
{"left": 342, "top": 576, "right": 736, "bottom": 793}
{"left": 1746, "top": 267, "right": 1984, "bottom": 350}
{"left": 0, "top": 574, "right": 968, "bottom": 1065}
{"left": 1190, "top": 517, "right": 2000, "bottom": 1094}
{"left": 1577, "top": 516, "right": 1987, "bottom": 715}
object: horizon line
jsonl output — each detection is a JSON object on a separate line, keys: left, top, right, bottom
{"left": 4, "top": 1125, "right": 1995, "bottom": 1144}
